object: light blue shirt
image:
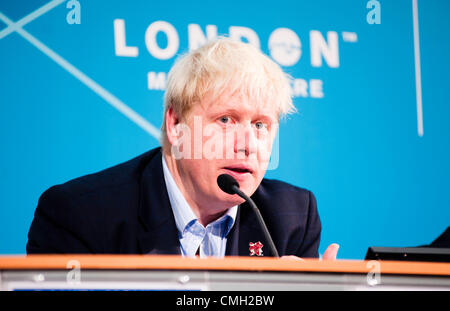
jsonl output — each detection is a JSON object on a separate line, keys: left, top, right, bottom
{"left": 162, "top": 156, "right": 238, "bottom": 258}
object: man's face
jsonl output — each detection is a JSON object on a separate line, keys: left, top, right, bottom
{"left": 170, "top": 91, "right": 279, "bottom": 211}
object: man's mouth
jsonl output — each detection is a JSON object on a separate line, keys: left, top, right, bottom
{"left": 223, "top": 166, "right": 253, "bottom": 175}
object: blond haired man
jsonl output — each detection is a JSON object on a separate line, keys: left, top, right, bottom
{"left": 28, "top": 38, "right": 338, "bottom": 259}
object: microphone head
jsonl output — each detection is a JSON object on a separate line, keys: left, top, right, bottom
{"left": 217, "top": 174, "right": 240, "bottom": 195}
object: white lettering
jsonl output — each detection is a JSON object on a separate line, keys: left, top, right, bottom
{"left": 145, "top": 21, "right": 179, "bottom": 60}
{"left": 203, "top": 123, "right": 224, "bottom": 160}
{"left": 188, "top": 24, "right": 218, "bottom": 50}
{"left": 268, "top": 27, "right": 301, "bottom": 66}
{"left": 66, "top": 259, "right": 81, "bottom": 284}
{"left": 219, "top": 296, "right": 274, "bottom": 306}
{"left": 263, "top": 296, "right": 275, "bottom": 305}
{"left": 193, "top": 115, "right": 202, "bottom": 159}
{"left": 66, "top": 0, "right": 81, "bottom": 25}
{"left": 310, "top": 30, "right": 339, "bottom": 68}
{"left": 310, "top": 79, "right": 324, "bottom": 98}
{"left": 367, "top": 260, "right": 381, "bottom": 286}
{"left": 114, "top": 19, "right": 138, "bottom": 57}
{"left": 229, "top": 26, "right": 260, "bottom": 48}
{"left": 366, "top": 0, "right": 381, "bottom": 25}
{"left": 292, "top": 79, "right": 308, "bottom": 97}
{"left": 171, "top": 123, "right": 192, "bottom": 160}
{"left": 176, "top": 295, "right": 210, "bottom": 308}
{"left": 291, "top": 79, "right": 324, "bottom": 98}
{"left": 147, "top": 71, "right": 166, "bottom": 90}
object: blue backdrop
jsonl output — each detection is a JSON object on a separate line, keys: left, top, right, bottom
{"left": 0, "top": 0, "right": 449, "bottom": 259}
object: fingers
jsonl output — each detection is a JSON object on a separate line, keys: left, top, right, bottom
{"left": 281, "top": 255, "right": 304, "bottom": 261}
{"left": 279, "top": 243, "right": 340, "bottom": 261}
{"left": 322, "top": 243, "right": 340, "bottom": 261}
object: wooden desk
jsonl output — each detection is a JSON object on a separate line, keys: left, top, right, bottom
{"left": 1, "top": 255, "right": 449, "bottom": 291}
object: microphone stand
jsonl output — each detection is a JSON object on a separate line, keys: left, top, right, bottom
{"left": 232, "top": 185, "right": 280, "bottom": 258}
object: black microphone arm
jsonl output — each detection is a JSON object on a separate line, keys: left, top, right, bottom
{"left": 232, "top": 186, "right": 279, "bottom": 258}
{"left": 217, "top": 174, "right": 279, "bottom": 257}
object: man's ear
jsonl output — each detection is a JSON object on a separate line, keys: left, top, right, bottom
{"left": 165, "top": 106, "right": 180, "bottom": 145}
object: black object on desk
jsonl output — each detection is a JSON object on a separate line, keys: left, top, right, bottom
{"left": 365, "top": 227, "right": 450, "bottom": 262}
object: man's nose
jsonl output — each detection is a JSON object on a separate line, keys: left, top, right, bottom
{"left": 234, "top": 123, "right": 257, "bottom": 157}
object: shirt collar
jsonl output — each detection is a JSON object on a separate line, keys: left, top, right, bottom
{"left": 162, "top": 155, "right": 237, "bottom": 237}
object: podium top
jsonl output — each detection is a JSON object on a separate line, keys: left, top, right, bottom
{"left": 0, "top": 255, "right": 449, "bottom": 276}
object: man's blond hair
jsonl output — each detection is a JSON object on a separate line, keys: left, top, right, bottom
{"left": 161, "top": 37, "right": 295, "bottom": 145}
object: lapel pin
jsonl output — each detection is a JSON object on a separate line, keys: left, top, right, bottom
{"left": 249, "top": 241, "right": 263, "bottom": 256}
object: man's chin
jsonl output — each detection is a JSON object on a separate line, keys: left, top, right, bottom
{"left": 215, "top": 193, "right": 245, "bottom": 208}
{"left": 217, "top": 185, "right": 256, "bottom": 205}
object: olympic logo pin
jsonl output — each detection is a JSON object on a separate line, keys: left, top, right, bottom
{"left": 249, "top": 241, "right": 263, "bottom": 256}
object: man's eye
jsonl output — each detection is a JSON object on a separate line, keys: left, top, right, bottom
{"left": 219, "top": 116, "right": 231, "bottom": 124}
{"left": 255, "top": 121, "right": 267, "bottom": 130}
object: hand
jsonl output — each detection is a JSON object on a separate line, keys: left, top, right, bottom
{"left": 281, "top": 243, "right": 340, "bottom": 261}
{"left": 322, "top": 243, "right": 339, "bottom": 260}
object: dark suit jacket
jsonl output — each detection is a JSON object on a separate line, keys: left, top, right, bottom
{"left": 27, "top": 147, "right": 321, "bottom": 257}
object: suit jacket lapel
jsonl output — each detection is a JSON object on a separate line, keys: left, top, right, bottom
{"left": 137, "top": 148, "right": 181, "bottom": 255}
{"left": 235, "top": 201, "right": 276, "bottom": 257}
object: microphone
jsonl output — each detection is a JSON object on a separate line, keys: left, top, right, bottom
{"left": 217, "top": 174, "right": 279, "bottom": 257}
